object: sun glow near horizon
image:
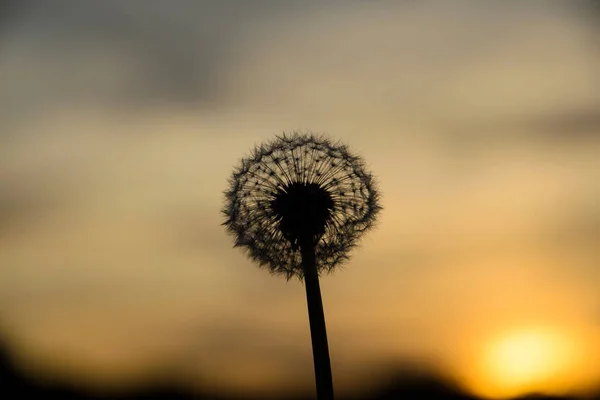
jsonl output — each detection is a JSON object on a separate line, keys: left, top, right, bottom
{"left": 465, "top": 327, "right": 598, "bottom": 399}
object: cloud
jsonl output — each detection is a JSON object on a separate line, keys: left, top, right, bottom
{"left": 0, "top": 185, "right": 65, "bottom": 237}
{"left": 0, "top": 1, "right": 22, "bottom": 36}
{"left": 0, "top": 0, "right": 338, "bottom": 120}
{"left": 515, "top": 107, "right": 600, "bottom": 139}
{"left": 0, "top": 1, "right": 278, "bottom": 121}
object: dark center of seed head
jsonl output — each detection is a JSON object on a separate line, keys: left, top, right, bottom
{"left": 270, "top": 181, "right": 334, "bottom": 249}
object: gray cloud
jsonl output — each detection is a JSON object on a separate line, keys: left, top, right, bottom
{"left": 523, "top": 107, "right": 600, "bottom": 139}
{"left": 0, "top": 1, "right": 22, "bottom": 36}
{"left": 1, "top": 2, "right": 227, "bottom": 109}
{"left": 0, "top": 0, "right": 329, "bottom": 115}
{"left": 0, "top": 180, "right": 73, "bottom": 237}
{"left": 446, "top": 106, "right": 600, "bottom": 151}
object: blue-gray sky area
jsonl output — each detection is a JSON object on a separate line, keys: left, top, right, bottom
{"left": 0, "top": 1, "right": 599, "bottom": 398}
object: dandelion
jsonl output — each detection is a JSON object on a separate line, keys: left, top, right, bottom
{"left": 222, "top": 131, "right": 381, "bottom": 400}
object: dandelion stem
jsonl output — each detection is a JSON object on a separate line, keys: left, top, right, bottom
{"left": 301, "top": 242, "right": 334, "bottom": 400}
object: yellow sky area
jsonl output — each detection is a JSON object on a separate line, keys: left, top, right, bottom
{"left": 0, "top": 114, "right": 599, "bottom": 397}
{"left": 1, "top": 145, "right": 599, "bottom": 398}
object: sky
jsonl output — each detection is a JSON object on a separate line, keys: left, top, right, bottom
{"left": 0, "top": 1, "right": 599, "bottom": 398}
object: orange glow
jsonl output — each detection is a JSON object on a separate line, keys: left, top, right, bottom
{"left": 469, "top": 327, "right": 589, "bottom": 399}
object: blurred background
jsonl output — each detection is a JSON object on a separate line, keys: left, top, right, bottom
{"left": 0, "top": 1, "right": 599, "bottom": 399}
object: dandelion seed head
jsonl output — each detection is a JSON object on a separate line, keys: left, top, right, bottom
{"left": 222, "top": 131, "right": 381, "bottom": 280}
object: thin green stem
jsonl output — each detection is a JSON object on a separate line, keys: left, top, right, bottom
{"left": 301, "top": 243, "right": 334, "bottom": 400}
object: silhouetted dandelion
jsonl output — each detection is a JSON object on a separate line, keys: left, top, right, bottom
{"left": 222, "top": 131, "right": 381, "bottom": 400}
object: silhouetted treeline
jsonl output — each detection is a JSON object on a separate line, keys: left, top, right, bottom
{"left": 1, "top": 338, "right": 598, "bottom": 400}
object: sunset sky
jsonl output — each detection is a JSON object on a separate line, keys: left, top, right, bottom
{"left": 1, "top": 1, "right": 599, "bottom": 399}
